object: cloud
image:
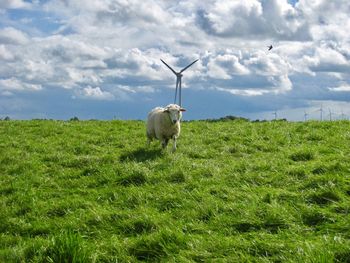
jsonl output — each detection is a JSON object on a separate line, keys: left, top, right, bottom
{"left": 244, "top": 51, "right": 290, "bottom": 76}
{"left": 42, "top": 35, "right": 108, "bottom": 63}
{"left": 0, "top": 34, "right": 109, "bottom": 89}
{"left": 216, "top": 87, "right": 271, "bottom": 96}
{"left": 0, "top": 44, "right": 15, "bottom": 60}
{"left": 0, "top": 0, "right": 30, "bottom": 9}
{"left": 77, "top": 86, "right": 115, "bottom": 100}
{"left": 43, "top": 0, "right": 171, "bottom": 41}
{"left": 204, "top": 49, "right": 292, "bottom": 95}
{"left": 298, "top": 0, "right": 350, "bottom": 42}
{"left": 117, "top": 85, "right": 156, "bottom": 94}
{"left": 94, "top": 0, "right": 169, "bottom": 25}
{"left": 214, "top": 74, "right": 292, "bottom": 96}
{"left": 0, "top": 77, "right": 42, "bottom": 91}
{"left": 196, "top": 0, "right": 311, "bottom": 40}
{"left": 328, "top": 84, "right": 350, "bottom": 92}
{"left": 104, "top": 48, "right": 169, "bottom": 80}
{"left": 302, "top": 44, "right": 350, "bottom": 73}
{"left": 0, "top": 27, "right": 29, "bottom": 45}
{"left": 207, "top": 53, "right": 249, "bottom": 79}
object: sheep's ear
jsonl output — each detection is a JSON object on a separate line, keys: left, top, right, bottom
{"left": 180, "top": 108, "right": 186, "bottom": 112}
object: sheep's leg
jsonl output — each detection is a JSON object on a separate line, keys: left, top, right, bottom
{"left": 146, "top": 133, "right": 153, "bottom": 147}
{"left": 161, "top": 138, "right": 169, "bottom": 149}
{"left": 172, "top": 136, "right": 177, "bottom": 152}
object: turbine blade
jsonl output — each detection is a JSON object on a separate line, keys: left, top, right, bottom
{"left": 160, "top": 59, "right": 177, "bottom": 75}
{"left": 180, "top": 59, "right": 199, "bottom": 73}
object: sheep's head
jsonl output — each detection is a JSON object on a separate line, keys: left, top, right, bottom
{"left": 164, "top": 104, "right": 186, "bottom": 124}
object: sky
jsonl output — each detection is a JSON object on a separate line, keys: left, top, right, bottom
{"left": 0, "top": 0, "right": 350, "bottom": 121}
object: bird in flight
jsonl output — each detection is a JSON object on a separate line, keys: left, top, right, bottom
{"left": 268, "top": 45, "right": 273, "bottom": 51}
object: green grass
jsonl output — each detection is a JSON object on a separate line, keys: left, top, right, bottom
{"left": 0, "top": 119, "right": 350, "bottom": 262}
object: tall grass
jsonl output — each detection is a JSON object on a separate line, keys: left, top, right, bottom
{"left": 0, "top": 119, "right": 349, "bottom": 262}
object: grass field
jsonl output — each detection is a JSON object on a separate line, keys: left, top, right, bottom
{"left": 0, "top": 119, "right": 350, "bottom": 262}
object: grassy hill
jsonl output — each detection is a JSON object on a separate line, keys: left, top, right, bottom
{"left": 0, "top": 119, "right": 349, "bottom": 262}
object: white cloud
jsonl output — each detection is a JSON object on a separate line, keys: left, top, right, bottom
{"left": 205, "top": 49, "right": 292, "bottom": 95}
{"left": 196, "top": 0, "right": 311, "bottom": 40}
{"left": 0, "top": 0, "right": 30, "bottom": 9}
{"left": 208, "top": 53, "right": 249, "bottom": 79}
{"left": 0, "top": 77, "right": 42, "bottom": 91}
{"left": 216, "top": 87, "right": 270, "bottom": 96}
{"left": 328, "top": 84, "right": 350, "bottom": 92}
{"left": 78, "top": 86, "right": 115, "bottom": 100}
{"left": 270, "top": 74, "right": 293, "bottom": 93}
{"left": 199, "top": 0, "right": 264, "bottom": 36}
{"left": 215, "top": 73, "right": 292, "bottom": 96}
{"left": 41, "top": 35, "right": 109, "bottom": 63}
{"left": 302, "top": 44, "right": 350, "bottom": 73}
{"left": 298, "top": 0, "right": 350, "bottom": 42}
{"left": 0, "top": 27, "right": 29, "bottom": 45}
{"left": 0, "top": 44, "right": 15, "bottom": 60}
{"left": 117, "top": 85, "right": 156, "bottom": 94}
{"left": 244, "top": 51, "right": 290, "bottom": 76}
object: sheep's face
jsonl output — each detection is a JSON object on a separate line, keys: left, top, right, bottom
{"left": 164, "top": 104, "right": 186, "bottom": 124}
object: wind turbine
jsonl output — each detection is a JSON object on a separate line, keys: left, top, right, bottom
{"left": 319, "top": 104, "right": 324, "bottom": 121}
{"left": 328, "top": 108, "right": 333, "bottom": 121}
{"left": 160, "top": 58, "right": 198, "bottom": 106}
{"left": 340, "top": 109, "right": 347, "bottom": 120}
{"left": 272, "top": 110, "right": 277, "bottom": 120}
{"left": 304, "top": 110, "right": 308, "bottom": 122}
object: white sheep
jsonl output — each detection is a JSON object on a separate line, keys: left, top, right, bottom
{"left": 146, "top": 104, "right": 186, "bottom": 151}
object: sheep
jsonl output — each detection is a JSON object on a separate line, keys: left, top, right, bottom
{"left": 146, "top": 104, "right": 186, "bottom": 151}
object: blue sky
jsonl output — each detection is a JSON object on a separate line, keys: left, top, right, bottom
{"left": 1, "top": 0, "right": 350, "bottom": 121}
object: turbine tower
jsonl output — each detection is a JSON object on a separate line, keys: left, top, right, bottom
{"left": 341, "top": 110, "right": 346, "bottom": 120}
{"left": 319, "top": 104, "right": 324, "bottom": 121}
{"left": 328, "top": 108, "right": 333, "bottom": 121}
{"left": 304, "top": 110, "right": 308, "bottom": 122}
{"left": 160, "top": 58, "right": 198, "bottom": 106}
{"left": 272, "top": 110, "right": 277, "bottom": 120}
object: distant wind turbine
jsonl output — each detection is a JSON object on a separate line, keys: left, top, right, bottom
{"left": 328, "top": 108, "right": 333, "bottom": 121}
{"left": 272, "top": 110, "right": 277, "bottom": 120}
{"left": 160, "top": 58, "right": 198, "bottom": 107}
{"left": 304, "top": 110, "right": 308, "bottom": 122}
{"left": 340, "top": 109, "right": 347, "bottom": 120}
{"left": 319, "top": 104, "right": 324, "bottom": 121}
